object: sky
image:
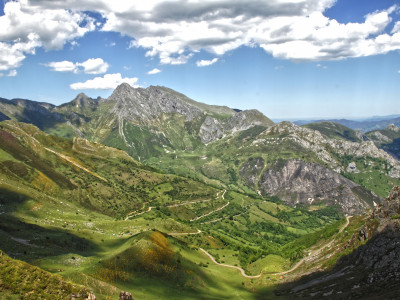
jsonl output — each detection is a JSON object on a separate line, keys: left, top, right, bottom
{"left": 0, "top": 0, "right": 400, "bottom": 120}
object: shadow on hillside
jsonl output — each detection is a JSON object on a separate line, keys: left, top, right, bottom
{"left": 272, "top": 227, "right": 400, "bottom": 300}
{"left": 382, "top": 137, "right": 400, "bottom": 160}
{"left": 0, "top": 188, "right": 99, "bottom": 261}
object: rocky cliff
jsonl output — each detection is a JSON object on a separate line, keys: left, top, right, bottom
{"left": 257, "top": 159, "right": 378, "bottom": 215}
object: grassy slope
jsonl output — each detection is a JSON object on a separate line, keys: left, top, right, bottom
{"left": 0, "top": 250, "right": 90, "bottom": 299}
{"left": 0, "top": 120, "right": 352, "bottom": 299}
{"left": 302, "top": 121, "right": 361, "bottom": 142}
{"left": 148, "top": 121, "right": 400, "bottom": 200}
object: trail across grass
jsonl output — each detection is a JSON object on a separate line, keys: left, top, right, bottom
{"left": 271, "top": 215, "right": 351, "bottom": 276}
{"left": 199, "top": 248, "right": 261, "bottom": 279}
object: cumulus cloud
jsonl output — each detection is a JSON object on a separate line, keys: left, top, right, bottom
{"left": 78, "top": 58, "right": 109, "bottom": 74}
{"left": 46, "top": 58, "right": 109, "bottom": 74}
{"left": 0, "top": 0, "right": 95, "bottom": 71}
{"left": 98, "top": 1, "right": 400, "bottom": 63}
{"left": 147, "top": 68, "right": 161, "bottom": 75}
{"left": 2, "top": 0, "right": 400, "bottom": 69}
{"left": 46, "top": 60, "right": 78, "bottom": 73}
{"left": 70, "top": 73, "right": 139, "bottom": 90}
{"left": 196, "top": 58, "right": 219, "bottom": 67}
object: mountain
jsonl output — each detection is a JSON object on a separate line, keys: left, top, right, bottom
{"left": 301, "top": 121, "right": 363, "bottom": 142}
{"left": 293, "top": 116, "right": 400, "bottom": 133}
{"left": 366, "top": 124, "right": 400, "bottom": 160}
{"left": 1, "top": 84, "right": 400, "bottom": 298}
{"left": 0, "top": 84, "right": 399, "bottom": 215}
{"left": 0, "top": 84, "right": 274, "bottom": 161}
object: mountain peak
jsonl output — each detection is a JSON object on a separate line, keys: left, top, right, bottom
{"left": 115, "top": 82, "right": 135, "bottom": 93}
{"left": 109, "top": 82, "right": 138, "bottom": 101}
{"left": 386, "top": 123, "right": 400, "bottom": 133}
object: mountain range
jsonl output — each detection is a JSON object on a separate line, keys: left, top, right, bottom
{"left": 293, "top": 116, "right": 400, "bottom": 133}
{"left": 1, "top": 83, "right": 400, "bottom": 299}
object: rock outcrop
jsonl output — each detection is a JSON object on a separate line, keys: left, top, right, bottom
{"left": 258, "top": 159, "right": 378, "bottom": 215}
{"left": 119, "top": 291, "right": 133, "bottom": 300}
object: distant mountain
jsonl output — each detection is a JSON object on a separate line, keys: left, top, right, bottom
{"left": 366, "top": 124, "right": 400, "bottom": 160}
{"left": 301, "top": 121, "right": 363, "bottom": 142}
{"left": 293, "top": 116, "right": 400, "bottom": 133}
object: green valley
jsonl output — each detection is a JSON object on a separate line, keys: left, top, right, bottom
{"left": 1, "top": 84, "right": 400, "bottom": 299}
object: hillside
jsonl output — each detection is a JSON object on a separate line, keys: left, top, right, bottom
{"left": 276, "top": 186, "right": 400, "bottom": 299}
{"left": 294, "top": 116, "right": 400, "bottom": 132}
{"left": 1, "top": 85, "right": 400, "bottom": 298}
{"left": 0, "top": 84, "right": 274, "bottom": 161}
{"left": 0, "top": 121, "right": 357, "bottom": 299}
{"left": 148, "top": 121, "right": 399, "bottom": 212}
{"left": 366, "top": 124, "right": 400, "bottom": 160}
{"left": 1, "top": 84, "right": 399, "bottom": 213}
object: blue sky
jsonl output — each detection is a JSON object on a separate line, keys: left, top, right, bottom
{"left": 0, "top": 0, "right": 399, "bottom": 119}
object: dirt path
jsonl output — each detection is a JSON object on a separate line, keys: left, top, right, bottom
{"left": 167, "top": 199, "right": 212, "bottom": 208}
{"left": 199, "top": 248, "right": 261, "bottom": 279}
{"left": 44, "top": 147, "right": 107, "bottom": 182}
{"left": 190, "top": 201, "right": 230, "bottom": 222}
{"left": 168, "top": 229, "right": 202, "bottom": 235}
{"left": 125, "top": 206, "right": 154, "bottom": 220}
{"left": 270, "top": 216, "right": 351, "bottom": 276}
{"left": 199, "top": 216, "right": 351, "bottom": 279}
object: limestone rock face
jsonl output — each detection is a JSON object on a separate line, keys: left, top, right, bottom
{"left": 109, "top": 84, "right": 203, "bottom": 124}
{"left": 258, "top": 159, "right": 378, "bottom": 215}
{"left": 199, "top": 116, "right": 224, "bottom": 144}
{"left": 108, "top": 84, "right": 274, "bottom": 144}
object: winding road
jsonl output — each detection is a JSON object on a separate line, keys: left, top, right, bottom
{"left": 270, "top": 215, "right": 351, "bottom": 276}
{"left": 199, "top": 248, "right": 261, "bottom": 279}
{"left": 124, "top": 190, "right": 351, "bottom": 280}
{"left": 199, "top": 216, "right": 351, "bottom": 279}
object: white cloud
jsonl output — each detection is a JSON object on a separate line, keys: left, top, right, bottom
{"left": 46, "top": 60, "right": 78, "bottom": 73}
{"left": 196, "top": 58, "right": 218, "bottom": 67}
{"left": 46, "top": 58, "right": 109, "bottom": 74}
{"left": 78, "top": 58, "right": 109, "bottom": 74}
{"left": 7, "top": 70, "right": 18, "bottom": 77}
{"left": 70, "top": 73, "right": 139, "bottom": 90}
{"left": 147, "top": 68, "right": 161, "bottom": 75}
{"left": 97, "top": 1, "right": 400, "bottom": 63}
{"left": 316, "top": 63, "right": 327, "bottom": 69}
{"left": 0, "top": 0, "right": 95, "bottom": 71}
{"left": 2, "top": 0, "right": 400, "bottom": 68}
